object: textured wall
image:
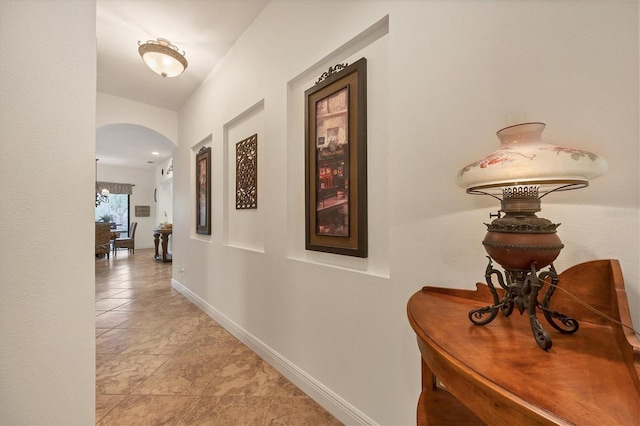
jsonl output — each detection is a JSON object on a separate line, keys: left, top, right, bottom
{"left": 0, "top": 0, "right": 97, "bottom": 424}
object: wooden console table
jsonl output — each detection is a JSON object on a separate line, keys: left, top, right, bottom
{"left": 407, "top": 259, "right": 640, "bottom": 425}
{"left": 153, "top": 227, "right": 172, "bottom": 263}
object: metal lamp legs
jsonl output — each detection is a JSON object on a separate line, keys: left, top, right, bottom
{"left": 468, "top": 257, "right": 579, "bottom": 350}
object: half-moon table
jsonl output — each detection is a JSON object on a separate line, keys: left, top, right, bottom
{"left": 407, "top": 259, "right": 640, "bottom": 425}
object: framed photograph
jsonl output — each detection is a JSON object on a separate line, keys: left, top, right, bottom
{"left": 305, "top": 58, "right": 367, "bottom": 257}
{"left": 134, "top": 205, "right": 150, "bottom": 217}
{"left": 195, "top": 146, "right": 211, "bottom": 235}
{"left": 236, "top": 134, "right": 258, "bottom": 209}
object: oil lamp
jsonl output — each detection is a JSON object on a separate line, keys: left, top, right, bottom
{"left": 456, "top": 122, "right": 607, "bottom": 350}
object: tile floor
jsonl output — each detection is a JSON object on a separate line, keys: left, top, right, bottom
{"left": 95, "top": 248, "right": 342, "bottom": 425}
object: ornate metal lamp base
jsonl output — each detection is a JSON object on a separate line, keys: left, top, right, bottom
{"left": 469, "top": 257, "right": 579, "bottom": 350}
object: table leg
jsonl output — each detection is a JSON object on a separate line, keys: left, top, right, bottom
{"left": 158, "top": 232, "right": 172, "bottom": 263}
{"left": 161, "top": 233, "right": 168, "bottom": 262}
{"left": 153, "top": 232, "right": 160, "bottom": 261}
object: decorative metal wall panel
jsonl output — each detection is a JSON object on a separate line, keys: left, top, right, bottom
{"left": 236, "top": 134, "right": 258, "bottom": 209}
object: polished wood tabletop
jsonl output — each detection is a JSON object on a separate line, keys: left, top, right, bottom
{"left": 407, "top": 259, "right": 640, "bottom": 425}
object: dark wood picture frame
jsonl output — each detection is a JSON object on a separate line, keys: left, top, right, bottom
{"left": 195, "top": 146, "right": 211, "bottom": 235}
{"left": 305, "top": 58, "right": 367, "bottom": 257}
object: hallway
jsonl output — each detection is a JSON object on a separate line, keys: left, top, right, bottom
{"left": 95, "top": 249, "right": 341, "bottom": 425}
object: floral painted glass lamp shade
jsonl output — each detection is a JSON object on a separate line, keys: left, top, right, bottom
{"left": 456, "top": 122, "right": 608, "bottom": 195}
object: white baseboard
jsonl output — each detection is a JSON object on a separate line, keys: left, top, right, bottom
{"left": 171, "top": 278, "right": 377, "bottom": 426}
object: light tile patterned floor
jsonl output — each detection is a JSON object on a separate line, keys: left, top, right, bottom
{"left": 95, "top": 249, "right": 342, "bottom": 425}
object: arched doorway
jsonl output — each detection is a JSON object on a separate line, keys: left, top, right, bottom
{"left": 96, "top": 123, "right": 176, "bottom": 250}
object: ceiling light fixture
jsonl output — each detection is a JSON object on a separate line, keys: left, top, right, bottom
{"left": 95, "top": 159, "right": 110, "bottom": 207}
{"left": 138, "top": 38, "right": 188, "bottom": 78}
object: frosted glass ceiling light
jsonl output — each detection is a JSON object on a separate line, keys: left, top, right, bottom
{"left": 138, "top": 38, "right": 188, "bottom": 78}
{"left": 456, "top": 122, "right": 607, "bottom": 350}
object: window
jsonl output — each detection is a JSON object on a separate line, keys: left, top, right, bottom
{"left": 95, "top": 194, "right": 130, "bottom": 236}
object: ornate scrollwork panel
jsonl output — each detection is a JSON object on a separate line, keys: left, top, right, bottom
{"left": 236, "top": 134, "right": 258, "bottom": 209}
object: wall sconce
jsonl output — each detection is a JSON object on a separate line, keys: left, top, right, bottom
{"left": 456, "top": 122, "right": 607, "bottom": 350}
{"left": 138, "top": 38, "right": 188, "bottom": 78}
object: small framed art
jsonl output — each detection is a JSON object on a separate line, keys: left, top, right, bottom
{"left": 195, "top": 146, "right": 211, "bottom": 235}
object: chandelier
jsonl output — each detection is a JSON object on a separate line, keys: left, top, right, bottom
{"left": 95, "top": 159, "right": 109, "bottom": 207}
{"left": 96, "top": 187, "right": 110, "bottom": 207}
{"left": 138, "top": 38, "right": 188, "bottom": 78}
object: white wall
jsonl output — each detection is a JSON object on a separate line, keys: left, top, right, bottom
{"left": 172, "top": 1, "right": 638, "bottom": 425}
{"left": 98, "top": 164, "right": 158, "bottom": 249}
{"left": 97, "top": 92, "right": 178, "bottom": 144}
{"left": 0, "top": 1, "right": 96, "bottom": 424}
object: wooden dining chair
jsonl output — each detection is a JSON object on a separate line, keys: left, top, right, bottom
{"left": 113, "top": 222, "right": 137, "bottom": 257}
{"left": 95, "top": 222, "right": 111, "bottom": 258}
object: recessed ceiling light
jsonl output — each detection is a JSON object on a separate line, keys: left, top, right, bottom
{"left": 147, "top": 161, "right": 154, "bottom": 164}
{"left": 152, "top": 151, "right": 160, "bottom": 155}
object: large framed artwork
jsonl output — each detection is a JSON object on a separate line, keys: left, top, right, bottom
{"left": 236, "top": 134, "right": 258, "bottom": 209}
{"left": 305, "top": 58, "right": 367, "bottom": 257}
{"left": 195, "top": 146, "right": 211, "bottom": 235}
